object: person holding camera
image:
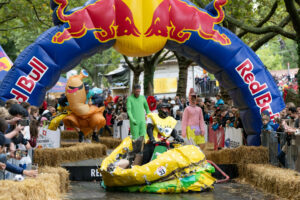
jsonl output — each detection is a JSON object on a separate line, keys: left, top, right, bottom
{"left": 0, "top": 119, "right": 37, "bottom": 179}
{"left": 6, "top": 104, "right": 31, "bottom": 150}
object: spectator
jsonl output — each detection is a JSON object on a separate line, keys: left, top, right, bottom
{"left": 4, "top": 104, "right": 32, "bottom": 153}
{"left": 147, "top": 96, "right": 158, "bottom": 113}
{"left": 0, "top": 107, "right": 9, "bottom": 119}
{"left": 29, "top": 106, "right": 39, "bottom": 121}
{"left": 219, "top": 105, "right": 230, "bottom": 128}
{"left": 28, "top": 120, "right": 39, "bottom": 148}
{"left": 0, "top": 134, "right": 37, "bottom": 179}
{"left": 215, "top": 94, "right": 224, "bottom": 107}
{"left": 287, "top": 107, "right": 298, "bottom": 127}
{"left": 20, "top": 102, "right": 31, "bottom": 116}
{"left": 180, "top": 97, "right": 188, "bottom": 110}
{"left": 182, "top": 88, "right": 206, "bottom": 150}
{"left": 5, "top": 99, "right": 18, "bottom": 110}
{"left": 260, "top": 114, "right": 275, "bottom": 147}
{"left": 40, "top": 106, "right": 56, "bottom": 121}
{"left": 226, "top": 111, "right": 235, "bottom": 127}
{"left": 106, "top": 91, "right": 113, "bottom": 104}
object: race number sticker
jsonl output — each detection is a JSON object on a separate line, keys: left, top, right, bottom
{"left": 156, "top": 166, "right": 167, "bottom": 176}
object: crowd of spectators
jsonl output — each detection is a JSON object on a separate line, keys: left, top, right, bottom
{"left": 0, "top": 76, "right": 299, "bottom": 177}
{"left": 273, "top": 73, "right": 298, "bottom": 98}
{"left": 0, "top": 99, "right": 40, "bottom": 180}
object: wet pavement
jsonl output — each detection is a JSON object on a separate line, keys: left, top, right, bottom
{"left": 66, "top": 181, "right": 282, "bottom": 200}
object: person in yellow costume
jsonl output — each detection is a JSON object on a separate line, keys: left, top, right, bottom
{"left": 142, "top": 102, "right": 184, "bottom": 164}
{"left": 48, "top": 94, "right": 71, "bottom": 131}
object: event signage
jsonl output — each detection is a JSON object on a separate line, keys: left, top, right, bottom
{"left": 11, "top": 56, "right": 49, "bottom": 103}
{"left": 36, "top": 126, "right": 60, "bottom": 149}
{"left": 235, "top": 58, "right": 279, "bottom": 120}
{"left": 0, "top": 0, "right": 285, "bottom": 145}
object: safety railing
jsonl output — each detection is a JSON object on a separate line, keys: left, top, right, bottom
{"left": 195, "top": 80, "right": 219, "bottom": 97}
{"left": 261, "top": 131, "right": 300, "bottom": 170}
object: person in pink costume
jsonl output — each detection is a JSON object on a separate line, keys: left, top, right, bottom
{"left": 182, "top": 88, "right": 206, "bottom": 149}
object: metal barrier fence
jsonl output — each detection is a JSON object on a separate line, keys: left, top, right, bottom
{"left": 261, "top": 131, "right": 300, "bottom": 171}
{"left": 195, "top": 80, "right": 219, "bottom": 97}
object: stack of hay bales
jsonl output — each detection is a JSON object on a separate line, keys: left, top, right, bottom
{"left": 239, "top": 164, "right": 300, "bottom": 199}
{"left": 61, "top": 141, "right": 78, "bottom": 148}
{"left": 204, "top": 146, "right": 269, "bottom": 164}
{"left": 61, "top": 130, "right": 78, "bottom": 140}
{"left": 35, "top": 143, "right": 107, "bottom": 166}
{"left": 99, "top": 137, "right": 122, "bottom": 149}
{"left": 60, "top": 137, "right": 122, "bottom": 149}
{"left": 39, "top": 167, "right": 70, "bottom": 193}
{"left": 0, "top": 167, "right": 69, "bottom": 200}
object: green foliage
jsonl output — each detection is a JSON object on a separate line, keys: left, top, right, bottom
{"left": 0, "top": 0, "right": 121, "bottom": 88}
{"left": 79, "top": 48, "right": 122, "bottom": 87}
{"left": 256, "top": 37, "right": 298, "bottom": 70}
{"left": 1, "top": 38, "right": 18, "bottom": 61}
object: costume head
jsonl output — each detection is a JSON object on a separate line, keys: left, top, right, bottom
{"left": 158, "top": 102, "right": 170, "bottom": 119}
{"left": 188, "top": 88, "right": 197, "bottom": 107}
{"left": 65, "top": 70, "right": 88, "bottom": 115}
{"left": 147, "top": 96, "right": 157, "bottom": 111}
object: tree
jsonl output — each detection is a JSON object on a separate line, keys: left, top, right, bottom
{"left": 143, "top": 50, "right": 174, "bottom": 96}
{"left": 123, "top": 49, "right": 175, "bottom": 96}
{"left": 0, "top": 0, "right": 87, "bottom": 54}
{"left": 194, "top": 0, "right": 300, "bottom": 95}
{"left": 174, "top": 52, "right": 193, "bottom": 98}
{"left": 123, "top": 56, "right": 144, "bottom": 91}
{"left": 80, "top": 48, "right": 122, "bottom": 87}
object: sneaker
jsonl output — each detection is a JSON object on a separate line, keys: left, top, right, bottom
{"left": 78, "top": 131, "right": 84, "bottom": 143}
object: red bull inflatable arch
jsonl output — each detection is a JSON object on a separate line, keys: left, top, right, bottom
{"left": 0, "top": 0, "right": 285, "bottom": 145}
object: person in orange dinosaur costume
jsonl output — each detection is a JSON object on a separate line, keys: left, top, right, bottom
{"left": 63, "top": 71, "right": 106, "bottom": 142}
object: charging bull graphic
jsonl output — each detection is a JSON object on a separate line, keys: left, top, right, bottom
{"left": 145, "top": 0, "right": 230, "bottom": 45}
{"left": 52, "top": 0, "right": 140, "bottom": 44}
{"left": 0, "top": 0, "right": 285, "bottom": 146}
{"left": 52, "top": 0, "right": 230, "bottom": 46}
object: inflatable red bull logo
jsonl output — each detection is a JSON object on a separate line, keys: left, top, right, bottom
{"left": 51, "top": 0, "right": 230, "bottom": 56}
{"left": 0, "top": 0, "right": 285, "bottom": 146}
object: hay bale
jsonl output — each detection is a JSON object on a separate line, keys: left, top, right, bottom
{"left": 238, "top": 164, "right": 300, "bottom": 200}
{"left": 35, "top": 143, "right": 107, "bottom": 166}
{"left": 100, "top": 137, "right": 122, "bottom": 149}
{"left": 0, "top": 173, "right": 61, "bottom": 200}
{"left": 61, "top": 130, "right": 78, "bottom": 140}
{"left": 39, "top": 166, "right": 70, "bottom": 193}
{"left": 61, "top": 141, "right": 78, "bottom": 148}
{"left": 204, "top": 146, "right": 269, "bottom": 164}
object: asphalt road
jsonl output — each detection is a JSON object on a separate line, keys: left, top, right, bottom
{"left": 66, "top": 181, "right": 282, "bottom": 200}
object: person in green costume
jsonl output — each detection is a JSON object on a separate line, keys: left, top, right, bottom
{"left": 126, "top": 84, "right": 150, "bottom": 139}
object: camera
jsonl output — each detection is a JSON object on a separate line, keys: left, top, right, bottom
{"left": 18, "top": 119, "right": 30, "bottom": 126}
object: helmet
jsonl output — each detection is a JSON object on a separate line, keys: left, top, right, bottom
{"left": 158, "top": 102, "right": 171, "bottom": 118}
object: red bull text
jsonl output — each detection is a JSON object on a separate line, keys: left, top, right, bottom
{"left": 235, "top": 58, "right": 279, "bottom": 120}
